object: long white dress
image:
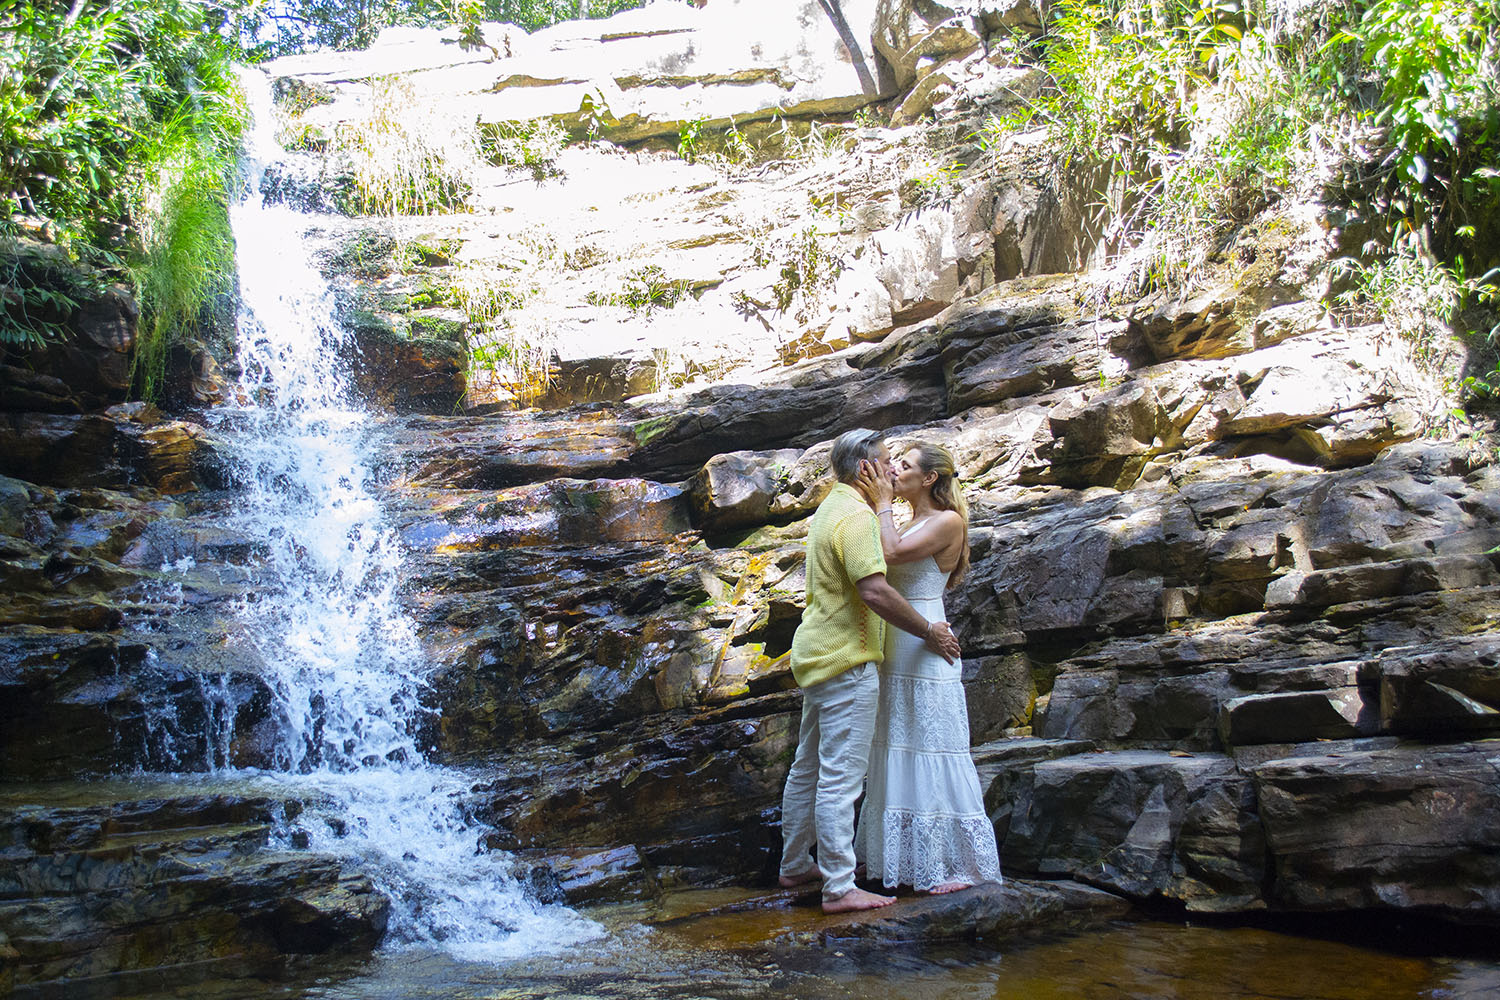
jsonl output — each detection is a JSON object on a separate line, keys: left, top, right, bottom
{"left": 855, "top": 536, "right": 1002, "bottom": 890}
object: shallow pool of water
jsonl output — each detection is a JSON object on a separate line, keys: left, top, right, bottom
{"left": 85, "top": 911, "right": 1500, "bottom": 1000}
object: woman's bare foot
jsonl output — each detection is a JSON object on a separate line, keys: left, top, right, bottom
{"left": 822, "top": 887, "right": 895, "bottom": 913}
{"left": 778, "top": 870, "right": 821, "bottom": 888}
{"left": 925, "top": 882, "right": 971, "bottom": 895}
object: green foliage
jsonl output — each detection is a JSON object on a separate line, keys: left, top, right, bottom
{"left": 719, "top": 120, "right": 756, "bottom": 166}
{"left": 1005, "top": 0, "right": 1499, "bottom": 301}
{"left": 455, "top": 0, "right": 487, "bottom": 49}
{"left": 1, "top": 0, "right": 245, "bottom": 245}
{"left": 677, "top": 117, "right": 706, "bottom": 163}
{"left": 563, "top": 243, "right": 606, "bottom": 270}
{"left": 0, "top": 0, "right": 246, "bottom": 392}
{"left": 587, "top": 265, "right": 690, "bottom": 316}
{"left": 1336, "top": 231, "right": 1461, "bottom": 359}
{"left": 771, "top": 226, "right": 842, "bottom": 317}
{"left": 236, "top": 0, "right": 648, "bottom": 60}
{"left": 772, "top": 118, "right": 854, "bottom": 162}
{"left": 481, "top": 0, "right": 645, "bottom": 33}
{"left": 970, "top": 110, "right": 1034, "bottom": 150}
{"left": 455, "top": 267, "right": 525, "bottom": 326}
{"left": 1035, "top": 0, "right": 1206, "bottom": 158}
{"left": 622, "top": 265, "right": 690, "bottom": 315}
{"left": 1330, "top": 0, "right": 1496, "bottom": 188}
{"left": 1454, "top": 254, "right": 1500, "bottom": 398}
{"left": 0, "top": 252, "right": 98, "bottom": 349}
{"left": 480, "top": 118, "right": 565, "bottom": 176}
{"left": 903, "top": 162, "right": 966, "bottom": 206}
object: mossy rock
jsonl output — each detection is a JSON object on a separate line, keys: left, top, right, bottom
{"left": 405, "top": 281, "right": 458, "bottom": 310}
{"left": 408, "top": 310, "right": 468, "bottom": 342}
{"left": 632, "top": 414, "right": 677, "bottom": 447}
{"left": 322, "top": 230, "right": 398, "bottom": 279}
{"left": 271, "top": 76, "right": 336, "bottom": 112}
{"left": 343, "top": 309, "right": 406, "bottom": 342}
{"left": 409, "top": 235, "right": 463, "bottom": 267}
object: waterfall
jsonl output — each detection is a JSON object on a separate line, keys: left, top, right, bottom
{"left": 149, "top": 67, "right": 603, "bottom": 960}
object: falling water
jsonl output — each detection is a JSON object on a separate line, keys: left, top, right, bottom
{"left": 153, "top": 68, "right": 603, "bottom": 959}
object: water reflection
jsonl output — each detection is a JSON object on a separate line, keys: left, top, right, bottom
{"left": 85, "top": 919, "right": 1500, "bottom": 1000}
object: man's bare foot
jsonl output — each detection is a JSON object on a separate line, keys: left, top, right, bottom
{"left": 925, "top": 882, "right": 971, "bottom": 895}
{"left": 822, "top": 886, "right": 895, "bottom": 913}
{"left": 778, "top": 870, "right": 821, "bottom": 888}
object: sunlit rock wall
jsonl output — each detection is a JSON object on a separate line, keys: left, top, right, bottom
{"left": 3, "top": 2, "right": 1500, "bottom": 987}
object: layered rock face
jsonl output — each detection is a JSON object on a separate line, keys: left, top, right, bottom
{"left": 3, "top": 0, "right": 1499, "bottom": 991}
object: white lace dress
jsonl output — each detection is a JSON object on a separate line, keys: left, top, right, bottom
{"left": 854, "top": 546, "right": 1002, "bottom": 890}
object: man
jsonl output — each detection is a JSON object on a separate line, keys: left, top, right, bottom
{"left": 777, "top": 428, "right": 962, "bottom": 913}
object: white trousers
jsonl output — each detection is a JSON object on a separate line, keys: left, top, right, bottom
{"left": 778, "top": 661, "right": 879, "bottom": 901}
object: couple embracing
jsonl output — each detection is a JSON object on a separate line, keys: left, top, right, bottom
{"left": 777, "top": 428, "right": 1002, "bottom": 913}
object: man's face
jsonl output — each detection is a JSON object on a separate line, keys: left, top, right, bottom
{"left": 870, "top": 443, "right": 892, "bottom": 482}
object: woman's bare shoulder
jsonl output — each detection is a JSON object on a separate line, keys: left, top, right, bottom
{"left": 932, "top": 508, "right": 966, "bottom": 535}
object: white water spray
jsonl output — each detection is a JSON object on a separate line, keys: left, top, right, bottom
{"left": 164, "top": 68, "right": 603, "bottom": 958}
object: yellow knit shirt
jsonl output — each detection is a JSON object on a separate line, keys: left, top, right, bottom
{"left": 790, "top": 483, "right": 888, "bottom": 688}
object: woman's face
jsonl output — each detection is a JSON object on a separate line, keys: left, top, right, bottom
{"left": 891, "top": 449, "right": 930, "bottom": 500}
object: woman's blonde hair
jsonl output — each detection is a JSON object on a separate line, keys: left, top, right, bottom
{"left": 897, "top": 440, "right": 969, "bottom": 588}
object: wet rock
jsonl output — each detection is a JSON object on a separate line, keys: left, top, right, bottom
{"left": 259, "top": 866, "right": 391, "bottom": 953}
{"left": 1218, "top": 688, "right": 1375, "bottom": 747}
{"left": 404, "top": 479, "right": 691, "bottom": 551}
{"left": 0, "top": 633, "right": 150, "bottom": 779}
{"left": 1251, "top": 742, "right": 1500, "bottom": 918}
{"left": 688, "top": 448, "right": 803, "bottom": 534}
{"left": 1002, "top": 750, "right": 1265, "bottom": 911}
{"left": 771, "top": 879, "right": 1131, "bottom": 947}
{"left": 411, "top": 531, "right": 722, "bottom": 749}
{"left": 532, "top": 845, "right": 656, "bottom": 904}
{"left": 0, "top": 406, "right": 214, "bottom": 494}
{"left": 0, "top": 631, "right": 275, "bottom": 779}
{"left": 0, "top": 788, "right": 389, "bottom": 990}
{"left": 350, "top": 325, "right": 466, "bottom": 414}
{"left": 163, "top": 338, "right": 233, "bottom": 410}
{"left": 391, "top": 411, "right": 637, "bottom": 488}
{"left": 0, "top": 241, "right": 137, "bottom": 413}
{"left": 1375, "top": 635, "right": 1500, "bottom": 737}
{"left": 474, "top": 691, "right": 800, "bottom": 885}
{"left": 0, "top": 412, "right": 125, "bottom": 488}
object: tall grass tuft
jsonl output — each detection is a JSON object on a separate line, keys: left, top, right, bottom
{"left": 1, "top": 0, "right": 248, "bottom": 398}
{"left": 129, "top": 66, "right": 247, "bottom": 399}
{"left": 333, "top": 77, "right": 481, "bottom": 215}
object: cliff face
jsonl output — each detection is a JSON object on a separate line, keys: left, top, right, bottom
{"left": 3, "top": 0, "right": 1499, "bottom": 990}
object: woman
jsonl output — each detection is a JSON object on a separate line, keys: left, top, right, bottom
{"left": 853, "top": 440, "right": 1002, "bottom": 893}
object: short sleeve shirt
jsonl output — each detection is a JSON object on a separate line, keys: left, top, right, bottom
{"left": 789, "top": 483, "right": 888, "bottom": 688}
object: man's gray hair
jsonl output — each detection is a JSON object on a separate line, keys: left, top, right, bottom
{"left": 829, "top": 428, "right": 884, "bottom": 484}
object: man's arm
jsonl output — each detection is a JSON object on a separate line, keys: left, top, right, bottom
{"left": 855, "top": 573, "right": 961, "bottom": 663}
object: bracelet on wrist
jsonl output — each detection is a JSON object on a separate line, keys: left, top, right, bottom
{"left": 877, "top": 507, "right": 893, "bottom": 516}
